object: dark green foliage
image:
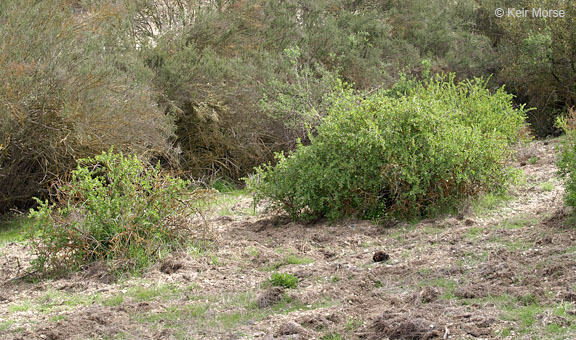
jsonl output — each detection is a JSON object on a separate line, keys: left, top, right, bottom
{"left": 249, "top": 76, "right": 527, "bottom": 220}
{"left": 28, "top": 151, "right": 204, "bottom": 274}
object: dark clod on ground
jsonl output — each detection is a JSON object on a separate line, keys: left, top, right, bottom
{"left": 257, "top": 287, "right": 285, "bottom": 308}
{"left": 373, "top": 251, "right": 390, "bottom": 263}
{"left": 160, "top": 258, "right": 184, "bottom": 274}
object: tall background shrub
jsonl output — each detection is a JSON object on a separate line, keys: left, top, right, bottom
{"left": 0, "top": 0, "right": 175, "bottom": 212}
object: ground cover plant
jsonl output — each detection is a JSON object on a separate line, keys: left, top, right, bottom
{"left": 28, "top": 150, "right": 207, "bottom": 275}
{"left": 249, "top": 76, "right": 528, "bottom": 220}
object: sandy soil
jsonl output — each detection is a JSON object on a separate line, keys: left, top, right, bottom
{"left": 1, "top": 139, "right": 576, "bottom": 340}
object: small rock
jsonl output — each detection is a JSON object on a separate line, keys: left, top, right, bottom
{"left": 373, "top": 251, "right": 390, "bottom": 263}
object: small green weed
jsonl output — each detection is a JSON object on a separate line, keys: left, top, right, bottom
{"left": 50, "top": 314, "right": 66, "bottom": 322}
{"left": 269, "top": 273, "right": 299, "bottom": 288}
{"left": 283, "top": 255, "right": 314, "bottom": 265}
{"left": 8, "top": 302, "right": 32, "bottom": 313}
{"left": 540, "top": 180, "right": 555, "bottom": 192}
{"left": 245, "top": 246, "right": 260, "bottom": 257}
{"left": 345, "top": 318, "right": 363, "bottom": 331}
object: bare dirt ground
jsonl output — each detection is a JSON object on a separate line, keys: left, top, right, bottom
{"left": 1, "top": 139, "right": 576, "bottom": 340}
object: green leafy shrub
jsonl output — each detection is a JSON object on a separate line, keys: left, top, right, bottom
{"left": 248, "top": 76, "right": 527, "bottom": 220}
{"left": 28, "top": 150, "right": 207, "bottom": 274}
{"left": 557, "top": 109, "right": 576, "bottom": 208}
{"left": 269, "top": 273, "right": 299, "bottom": 289}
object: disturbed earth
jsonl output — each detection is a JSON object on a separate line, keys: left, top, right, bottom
{"left": 1, "top": 139, "right": 576, "bottom": 340}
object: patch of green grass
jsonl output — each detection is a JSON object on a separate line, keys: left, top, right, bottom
{"left": 36, "top": 290, "right": 99, "bottom": 313}
{"left": 245, "top": 246, "right": 260, "bottom": 257}
{"left": 322, "top": 333, "right": 344, "bottom": 340}
{"left": 388, "top": 224, "right": 417, "bottom": 241}
{"left": 456, "top": 250, "right": 489, "bottom": 266}
{"left": 50, "top": 314, "right": 66, "bottom": 322}
{"left": 212, "top": 179, "right": 238, "bottom": 193}
{"left": 502, "top": 302, "right": 543, "bottom": 330}
{"left": 465, "top": 227, "right": 482, "bottom": 240}
{"left": 561, "top": 246, "right": 576, "bottom": 254}
{"left": 487, "top": 234, "right": 531, "bottom": 252}
{"left": 418, "top": 278, "right": 458, "bottom": 300}
{"left": 345, "top": 318, "right": 363, "bottom": 331}
{"left": 137, "top": 303, "right": 209, "bottom": 324}
{"left": 0, "top": 320, "right": 16, "bottom": 331}
{"left": 8, "top": 301, "right": 32, "bottom": 313}
{"left": 134, "top": 290, "right": 334, "bottom": 335}
{"left": 472, "top": 192, "right": 511, "bottom": 215}
{"left": 210, "top": 254, "right": 220, "bottom": 266}
{"left": 127, "top": 283, "right": 184, "bottom": 302}
{"left": 206, "top": 188, "right": 255, "bottom": 216}
{"left": 0, "top": 215, "right": 34, "bottom": 244}
{"left": 283, "top": 255, "right": 314, "bottom": 265}
{"left": 102, "top": 295, "right": 124, "bottom": 307}
{"left": 540, "top": 180, "right": 555, "bottom": 192}
{"left": 528, "top": 156, "right": 539, "bottom": 165}
{"left": 497, "top": 217, "right": 535, "bottom": 229}
{"left": 460, "top": 295, "right": 576, "bottom": 337}
{"left": 263, "top": 253, "right": 315, "bottom": 271}
{"left": 421, "top": 225, "right": 444, "bottom": 235}
{"left": 269, "top": 272, "right": 299, "bottom": 288}
{"left": 87, "top": 334, "right": 128, "bottom": 340}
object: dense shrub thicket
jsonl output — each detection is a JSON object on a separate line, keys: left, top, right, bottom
{"left": 0, "top": 0, "right": 174, "bottom": 212}
{"left": 1, "top": 0, "right": 573, "bottom": 212}
{"left": 249, "top": 77, "right": 528, "bottom": 220}
{"left": 29, "top": 151, "right": 206, "bottom": 274}
{"left": 497, "top": 0, "right": 576, "bottom": 136}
